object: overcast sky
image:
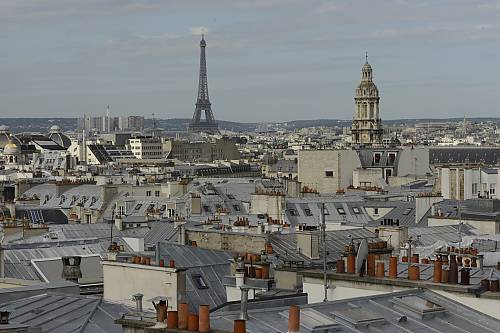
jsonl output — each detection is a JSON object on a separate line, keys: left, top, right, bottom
{"left": 1, "top": 0, "right": 499, "bottom": 122}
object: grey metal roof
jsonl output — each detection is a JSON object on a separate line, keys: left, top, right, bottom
{"left": 429, "top": 147, "right": 500, "bottom": 165}
{"left": 0, "top": 293, "right": 131, "bottom": 333}
{"left": 157, "top": 242, "right": 233, "bottom": 312}
{"left": 409, "top": 225, "right": 477, "bottom": 247}
{"left": 365, "top": 200, "right": 418, "bottom": 227}
{"left": 143, "top": 221, "right": 178, "bottom": 245}
{"left": 285, "top": 196, "right": 372, "bottom": 227}
{"left": 3, "top": 242, "right": 108, "bottom": 281}
{"left": 210, "top": 288, "right": 500, "bottom": 333}
{"left": 269, "top": 228, "right": 379, "bottom": 266}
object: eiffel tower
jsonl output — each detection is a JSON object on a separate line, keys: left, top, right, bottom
{"left": 188, "top": 35, "right": 219, "bottom": 134}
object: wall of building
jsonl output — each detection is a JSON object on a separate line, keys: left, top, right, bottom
{"left": 103, "top": 261, "right": 186, "bottom": 311}
{"left": 185, "top": 230, "right": 267, "bottom": 253}
{"left": 302, "top": 276, "right": 403, "bottom": 303}
{"left": 428, "top": 217, "right": 500, "bottom": 234}
{"left": 396, "top": 146, "right": 431, "bottom": 177}
{"left": 249, "top": 193, "right": 285, "bottom": 220}
{"left": 298, "top": 150, "right": 361, "bottom": 193}
{"left": 353, "top": 168, "right": 383, "bottom": 188}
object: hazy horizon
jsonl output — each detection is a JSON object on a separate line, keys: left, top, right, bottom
{"left": 1, "top": 0, "right": 499, "bottom": 122}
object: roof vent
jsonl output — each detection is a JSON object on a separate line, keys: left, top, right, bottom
{"left": 332, "top": 308, "right": 385, "bottom": 328}
{"left": 391, "top": 295, "right": 446, "bottom": 318}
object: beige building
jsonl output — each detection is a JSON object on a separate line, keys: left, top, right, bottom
{"left": 297, "top": 149, "right": 361, "bottom": 193}
{"left": 102, "top": 260, "right": 186, "bottom": 311}
{"left": 128, "top": 136, "right": 164, "bottom": 159}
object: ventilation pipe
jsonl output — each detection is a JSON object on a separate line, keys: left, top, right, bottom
{"left": 240, "top": 288, "right": 249, "bottom": 320}
{"left": 132, "top": 293, "right": 143, "bottom": 313}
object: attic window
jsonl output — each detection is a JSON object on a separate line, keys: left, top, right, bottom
{"left": 352, "top": 207, "right": 361, "bottom": 214}
{"left": 289, "top": 209, "right": 298, "bottom": 216}
{"left": 403, "top": 208, "right": 413, "bottom": 215}
{"left": 233, "top": 205, "right": 241, "bottom": 212}
{"left": 227, "top": 194, "right": 235, "bottom": 199}
{"left": 135, "top": 204, "right": 142, "bottom": 210}
{"left": 191, "top": 274, "right": 208, "bottom": 289}
{"left": 337, "top": 208, "right": 346, "bottom": 215}
{"left": 160, "top": 205, "right": 166, "bottom": 212}
{"left": 304, "top": 208, "right": 313, "bottom": 216}
{"left": 323, "top": 207, "right": 330, "bottom": 215}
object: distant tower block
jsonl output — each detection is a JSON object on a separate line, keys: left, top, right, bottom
{"left": 351, "top": 53, "right": 383, "bottom": 146}
{"left": 188, "top": 35, "right": 219, "bottom": 134}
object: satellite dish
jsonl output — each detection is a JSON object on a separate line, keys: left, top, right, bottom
{"left": 356, "top": 239, "right": 368, "bottom": 274}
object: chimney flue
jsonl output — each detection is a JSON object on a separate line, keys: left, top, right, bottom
{"left": 132, "top": 293, "right": 143, "bottom": 313}
{"left": 199, "top": 304, "right": 210, "bottom": 333}
{"left": 234, "top": 319, "right": 246, "bottom": 333}
{"left": 240, "top": 288, "right": 249, "bottom": 320}
{"left": 288, "top": 305, "right": 300, "bottom": 333}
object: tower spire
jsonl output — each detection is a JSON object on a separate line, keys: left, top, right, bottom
{"left": 189, "top": 35, "right": 218, "bottom": 134}
{"left": 365, "top": 51, "right": 368, "bottom": 63}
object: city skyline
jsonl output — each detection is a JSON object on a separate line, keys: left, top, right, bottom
{"left": 1, "top": 0, "right": 500, "bottom": 122}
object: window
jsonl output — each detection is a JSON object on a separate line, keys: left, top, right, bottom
{"left": 352, "top": 207, "right": 360, "bottom": 214}
{"left": 325, "top": 170, "right": 334, "bottom": 177}
{"left": 490, "top": 184, "right": 496, "bottom": 195}
{"left": 337, "top": 207, "right": 346, "bottom": 215}
{"left": 118, "top": 206, "right": 125, "bottom": 216}
{"left": 374, "top": 208, "right": 379, "bottom": 215}
{"left": 191, "top": 274, "right": 208, "bottom": 289}
{"left": 134, "top": 204, "right": 142, "bottom": 210}
{"left": 289, "top": 209, "right": 298, "bottom": 216}
{"left": 146, "top": 191, "right": 151, "bottom": 197}
{"left": 304, "top": 208, "right": 313, "bottom": 216}
{"left": 323, "top": 207, "right": 330, "bottom": 215}
{"left": 155, "top": 191, "right": 160, "bottom": 197}
{"left": 160, "top": 205, "right": 166, "bottom": 212}
{"left": 233, "top": 204, "right": 241, "bottom": 212}
{"left": 373, "top": 153, "right": 381, "bottom": 165}
{"left": 85, "top": 214, "right": 92, "bottom": 224}
{"left": 472, "top": 183, "right": 478, "bottom": 195}
{"left": 403, "top": 208, "right": 413, "bottom": 216}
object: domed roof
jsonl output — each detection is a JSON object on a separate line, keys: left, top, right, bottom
{"left": 362, "top": 62, "right": 372, "bottom": 72}
{"left": 49, "top": 125, "right": 61, "bottom": 133}
{"left": 3, "top": 141, "right": 19, "bottom": 155}
{"left": 0, "top": 126, "right": 21, "bottom": 150}
{"left": 48, "top": 126, "right": 71, "bottom": 149}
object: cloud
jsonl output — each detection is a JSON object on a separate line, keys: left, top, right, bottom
{"left": 190, "top": 26, "right": 208, "bottom": 36}
{"left": 314, "top": 2, "right": 338, "bottom": 14}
